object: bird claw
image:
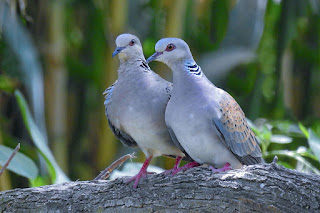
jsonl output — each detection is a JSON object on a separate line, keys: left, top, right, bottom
{"left": 161, "top": 156, "right": 182, "bottom": 176}
{"left": 162, "top": 167, "right": 181, "bottom": 176}
{"left": 175, "top": 162, "right": 200, "bottom": 174}
{"left": 210, "top": 163, "right": 231, "bottom": 173}
{"left": 171, "top": 167, "right": 184, "bottom": 176}
{"left": 125, "top": 171, "right": 148, "bottom": 188}
{"left": 162, "top": 169, "right": 175, "bottom": 176}
{"left": 163, "top": 162, "right": 200, "bottom": 176}
{"left": 125, "top": 156, "right": 152, "bottom": 188}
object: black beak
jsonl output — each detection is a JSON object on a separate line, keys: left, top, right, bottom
{"left": 146, "top": 52, "right": 163, "bottom": 63}
{"left": 112, "top": 47, "right": 125, "bottom": 57}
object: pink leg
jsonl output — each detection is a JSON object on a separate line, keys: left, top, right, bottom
{"left": 162, "top": 156, "right": 183, "bottom": 176}
{"left": 210, "top": 163, "right": 231, "bottom": 173}
{"left": 171, "top": 161, "right": 200, "bottom": 175}
{"left": 125, "top": 156, "right": 152, "bottom": 188}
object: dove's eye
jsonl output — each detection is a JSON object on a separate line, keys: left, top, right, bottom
{"left": 166, "top": 44, "right": 175, "bottom": 51}
{"left": 129, "top": 39, "right": 135, "bottom": 46}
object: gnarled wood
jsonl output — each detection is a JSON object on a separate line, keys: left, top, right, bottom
{"left": 0, "top": 163, "right": 319, "bottom": 212}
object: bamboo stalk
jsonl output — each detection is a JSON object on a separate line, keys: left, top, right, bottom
{"left": 164, "top": 0, "right": 187, "bottom": 37}
{"left": 45, "top": 1, "right": 68, "bottom": 172}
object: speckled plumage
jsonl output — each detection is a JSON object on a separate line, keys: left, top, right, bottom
{"left": 147, "top": 37, "right": 262, "bottom": 169}
{"left": 213, "top": 89, "right": 261, "bottom": 165}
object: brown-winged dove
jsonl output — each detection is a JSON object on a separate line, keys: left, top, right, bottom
{"left": 147, "top": 38, "right": 262, "bottom": 172}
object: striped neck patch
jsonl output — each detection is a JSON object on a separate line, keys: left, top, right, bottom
{"left": 186, "top": 63, "right": 202, "bottom": 76}
{"left": 138, "top": 59, "right": 151, "bottom": 72}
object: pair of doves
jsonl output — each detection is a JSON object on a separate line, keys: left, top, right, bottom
{"left": 104, "top": 34, "right": 262, "bottom": 188}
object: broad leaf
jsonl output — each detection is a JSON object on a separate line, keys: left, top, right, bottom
{"left": 270, "top": 135, "right": 292, "bottom": 144}
{"left": 299, "top": 123, "right": 309, "bottom": 138}
{"left": 308, "top": 130, "right": 320, "bottom": 162}
{"left": 0, "top": 145, "right": 38, "bottom": 179}
{"left": 15, "top": 90, "right": 69, "bottom": 183}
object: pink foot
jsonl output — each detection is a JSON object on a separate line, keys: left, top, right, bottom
{"left": 125, "top": 156, "right": 152, "bottom": 188}
{"left": 172, "top": 161, "right": 200, "bottom": 175}
{"left": 210, "top": 163, "right": 231, "bottom": 173}
{"left": 162, "top": 157, "right": 183, "bottom": 176}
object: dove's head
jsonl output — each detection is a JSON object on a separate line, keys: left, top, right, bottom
{"left": 113, "top": 34, "right": 144, "bottom": 62}
{"left": 146, "top": 38, "right": 194, "bottom": 67}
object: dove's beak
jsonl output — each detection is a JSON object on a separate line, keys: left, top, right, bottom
{"left": 112, "top": 47, "right": 126, "bottom": 57}
{"left": 146, "top": 52, "right": 163, "bottom": 64}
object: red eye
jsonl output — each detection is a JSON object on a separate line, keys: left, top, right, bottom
{"left": 165, "top": 44, "right": 175, "bottom": 51}
{"left": 129, "top": 39, "right": 135, "bottom": 46}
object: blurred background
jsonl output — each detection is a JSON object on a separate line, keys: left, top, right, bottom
{"left": 0, "top": 0, "right": 320, "bottom": 190}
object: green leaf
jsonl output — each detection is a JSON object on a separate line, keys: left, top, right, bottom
{"left": 0, "top": 75, "right": 17, "bottom": 93}
{"left": 297, "top": 150, "right": 319, "bottom": 162}
{"left": 29, "top": 176, "right": 50, "bottom": 187}
{"left": 308, "top": 129, "right": 320, "bottom": 162}
{"left": 14, "top": 90, "right": 70, "bottom": 183}
{"left": 0, "top": 145, "right": 38, "bottom": 179}
{"left": 270, "top": 135, "right": 292, "bottom": 144}
{"left": 272, "top": 121, "right": 303, "bottom": 136}
{"left": 264, "top": 150, "right": 320, "bottom": 174}
{"left": 246, "top": 118, "right": 259, "bottom": 133}
{"left": 299, "top": 122, "right": 309, "bottom": 138}
{"left": 277, "top": 161, "right": 294, "bottom": 169}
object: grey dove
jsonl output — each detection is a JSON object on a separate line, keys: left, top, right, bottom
{"left": 104, "top": 34, "right": 187, "bottom": 188}
{"left": 147, "top": 38, "right": 262, "bottom": 171}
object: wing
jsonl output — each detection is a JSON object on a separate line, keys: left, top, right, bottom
{"left": 107, "top": 119, "right": 137, "bottom": 148}
{"left": 103, "top": 80, "right": 117, "bottom": 107}
{"left": 103, "top": 81, "right": 138, "bottom": 148}
{"left": 167, "top": 127, "right": 193, "bottom": 162}
{"left": 213, "top": 91, "right": 262, "bottom": 165}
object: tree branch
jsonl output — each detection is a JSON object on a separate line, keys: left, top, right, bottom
{"left": 94, "top": 153, "right": 136, "bottom": 180}
{"left": 0, "top": 162, "right": 319, "bottom": 212}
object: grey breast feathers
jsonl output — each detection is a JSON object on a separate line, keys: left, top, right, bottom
{"left": 103, "top": 80, "right": 138, "bottom": 148}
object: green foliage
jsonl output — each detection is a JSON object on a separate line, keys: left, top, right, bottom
{"left": 0, "top": 144, "right": 38, "bottom": 179}
{"left": 0, "top": 75, "right": 17, "bottom": 93}
{"left": 14, "top": 90, "right": 69, "bottom": 185}
{"left": 299, "top": 123, "right": 309, "bottom": 138}
{"left": 308, "top": 130, "right": 320, "bottom": 162}
{"left": 249, "top": 119, "right": 320, "bottom": 174}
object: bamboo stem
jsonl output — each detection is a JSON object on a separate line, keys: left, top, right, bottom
{"left": 45, "top": 1, "right": 68, "bottom": 172}
{"left": 164, "top": 0, "right": 187, "bottom": 37}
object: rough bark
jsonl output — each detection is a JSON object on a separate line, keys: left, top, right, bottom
{"left": 0, "top": 162, "right": 320, "bottom": 213}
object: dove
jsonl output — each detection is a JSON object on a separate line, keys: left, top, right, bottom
{"left": 104, "top": 34, "right": 191, "bottom": 188}
{"left": 147, "top": 38, "right": 262, "bottom": 172}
